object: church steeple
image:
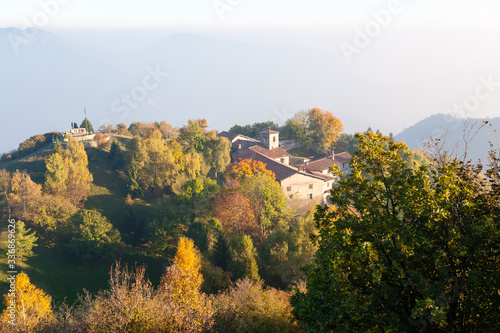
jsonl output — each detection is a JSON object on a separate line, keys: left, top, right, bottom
{"left": 259, "top": 129, "right": 279, "bottom": 150}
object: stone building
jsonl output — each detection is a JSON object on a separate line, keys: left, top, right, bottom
{"left": 218, "top": 130, "right": 352, "bottom": 203}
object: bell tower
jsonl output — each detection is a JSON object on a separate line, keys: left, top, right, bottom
{"left": 259, "top": 130, "right": 279, "bottom": 150}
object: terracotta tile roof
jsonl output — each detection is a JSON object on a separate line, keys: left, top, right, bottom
{"left": 299, "top": 157, "right": 336, "bottom": 172}
{"left": 232, "top": 139, "right": 260, "bottom": 150}
{"left": 260, "top": 130, "right": 279, "bottom": 135}
{"left": 218, "top": 131, "right": 259, "bottom": 144}
{"left": 218, "top": 131, "right": 239, "bottom": 142}
{"left": 309, "top": 171, "right": 335, "bottom": 181}
{"left": 232, "top": 149, "right": 298, "bottom": 181}
{"left": 299, "top": 152, "right": 352, "bottom": 171}
{"left": 249, "top": 145, "right": 290, "bottom": 159}
{"left": 332, "top": 152, "right": 352, "bottom": 166}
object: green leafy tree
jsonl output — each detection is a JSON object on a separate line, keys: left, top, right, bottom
{"left": 241, "top": 173, "right": 290, "bottom": 236}
{"left": 145, "top": 196, "right": 187, "bottom": 254}
{"left": 69, "top": 209, "right": 121, "bottom": 259}
{"left": 178, "top": 119, "right": 208, "bottom": 154}
{"left": 203, "top": 131, "right": 231, "bottom": 179}
{"left": 334, "top": 132, "right": 359, "bottom": 154}
{"left": 228, "top": 235, "right": 260, "bottom": 282}
{"left": 80, "top": 118, "right": 94, "bottom": 133}
{"left": 281, "top": 110, "right": 313, "bottom": 146}
{"left": 291, "top": 132, "right": 500, "bottom": 332}
{"left": 10, "top": 221, "right": 38, "bottom": 262}
{"left": 178, "top": 178, "right": 220, "bottom": 223}
{"left": 229, "top": 121, "right": 279, "bottom": 139}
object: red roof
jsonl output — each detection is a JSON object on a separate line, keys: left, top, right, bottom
{"left": 260, "top": 130, "right": 279, "bottom": 135}
{"left": 232, "top": 149, "right": 298, "bottom": 181}
{"left": 299, "top": 152, "right": 352, "bottom": 172}
{"left": 332, "top": 152, "right": 352, "bottom": 167}
{"left": 249, "top": 145, "right": 290, "bottom": 159}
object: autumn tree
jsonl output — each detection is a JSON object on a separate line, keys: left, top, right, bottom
{"left": 211, "top": 278, "right": 301, "bottom": 332}
{"left": 45, "top": 137, "right": 93, "bottom": 206}
{"left": 128, "top": 122, "right": 156, "bottom": 137}
{"left": 155, "top": 120, "right": 177, "bottom": 139}
{"left": 308, "top": 107, "right": 343, "bottom": 153}
{"left": 213, "top": 184, "right": 260, "bottom": 239}
{"left": 1, "top": 272, "right": 52, "bottom": 330}
{"left": 126, "top": 129, "right": 176, "bottom": 193}
{"left": 291, "top": 133, "right": 500, "bottom": 332}
{"left": 68, "top": 209, "right": 121, "bottom": 259}
{"left": 159, "top": 237, "right": 214, "bottom": 331}
{"left": 0, "top": 169, "right": 10, "bottom": 217}
{"left": 225, "top": 159, "right": 275, "bottom": 181}
{"left": 9, "top": 170, "right": 42, "bottom": 221}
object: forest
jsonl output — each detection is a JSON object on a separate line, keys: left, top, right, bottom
{"left": 0, "top": 109, "right": 498, "bottom": 332}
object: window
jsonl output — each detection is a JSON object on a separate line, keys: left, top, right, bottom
{"left": 326, "top": 182, "right": 329, "bottom": 187}
{"left": 273, "top": 136, "right": 276, "bottom": 142}
{"left": 287, "top": 186, "right": 292, "bottom": 192}
{"left": 308, "top": 194, "right": 313, "bottom": 199}
{"left": 281, "top": 158, "right": 285, "bottom": 163}
{"left": 309, "top": 184, "right": 313, "bottom": 189}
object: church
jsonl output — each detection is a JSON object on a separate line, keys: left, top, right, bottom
{"left": 218, "top": 129, "right": 351, "bottom": 203}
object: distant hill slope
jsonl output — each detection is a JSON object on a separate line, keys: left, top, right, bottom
{"left": 0, "top": 28, "right": 373, "bottom": 155}
{"left": 395, "top": 114, "right": 500, "bottom": 163}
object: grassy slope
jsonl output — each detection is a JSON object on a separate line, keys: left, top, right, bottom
{"left": 0, "top": 144, "right": 167, "bottom": 305}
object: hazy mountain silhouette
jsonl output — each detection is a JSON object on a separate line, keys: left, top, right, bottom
{"left": 1, "top": 28, "right": 373, "bottom": 154}
{"left": 395, "top": 114, "right": 500, "bottom": 163}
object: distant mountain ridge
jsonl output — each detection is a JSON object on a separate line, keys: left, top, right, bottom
{"left": 395, "top": 114, "right": 500, "bottom": 163}
{"left": 0, "top": 28, "right": 374, "bottom": 154}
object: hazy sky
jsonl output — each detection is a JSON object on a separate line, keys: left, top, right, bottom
{"left": 2, "top": 0, "right": 500, "bottom": 135}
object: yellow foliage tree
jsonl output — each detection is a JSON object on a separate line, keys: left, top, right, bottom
{"left": 45, "top": 138, "right": 93, "bottom": 206}
{"left": 160, "top": 237, "right": 213, "bottom": 332}
{"left": 308, "top": 108, "right": 343, "bottom": 153}
{"left": 1, "top": 272, "right": 52, "bottom": 330}
{"left": 9, "top": 170, "right": 42, "bottom": 221}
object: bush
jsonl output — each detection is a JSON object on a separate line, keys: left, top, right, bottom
{"left": 211, "top": 278, "right": 302, "bottom": 332}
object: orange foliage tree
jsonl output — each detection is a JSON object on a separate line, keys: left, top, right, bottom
{"left": 225, "top": 159, "right": 274, "bottom": 181}
{"left": 213, "top": 184, "right": 261, "bottom": 240}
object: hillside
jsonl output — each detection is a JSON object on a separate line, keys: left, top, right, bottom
{"left": 395, "top": 114, "right": 500, "bottom": 163}
{"left": 0, "top": 139, "right": 166, "bottom": 304}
